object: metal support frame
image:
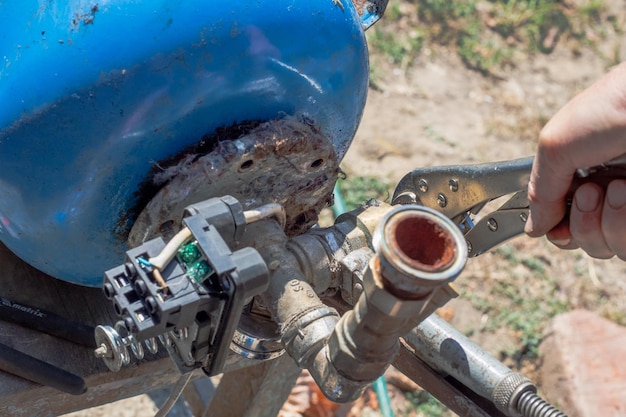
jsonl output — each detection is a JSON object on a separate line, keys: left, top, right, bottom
{"left": 203, "top": 354, "right": 302, "bottom": 417}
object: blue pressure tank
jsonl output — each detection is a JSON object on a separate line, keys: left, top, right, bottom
{"left": 0, "top": 1, "right": 372, "bottom": 286}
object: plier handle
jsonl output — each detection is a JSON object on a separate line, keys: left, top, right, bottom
{"left": 0, "top": 296, "right": 92, "bottom": 394}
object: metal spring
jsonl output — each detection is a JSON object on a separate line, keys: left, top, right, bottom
{"left": 113, "top": 321, "right": 160, "bottom": 365}
{"left": 95, "top": 321, "right": 170, "bottom": 371}
{"left": 516, "top": 390, "right": 568, "bottom": 417}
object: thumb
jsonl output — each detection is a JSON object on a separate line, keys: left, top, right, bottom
{"left": 524, "top": 156, "right": 572, "bottom": 237}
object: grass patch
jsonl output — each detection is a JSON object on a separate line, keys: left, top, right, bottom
{"left": 466, "top": 275, "right": 570, "bottom": 359}
{"left": 337, "top": 175, "right": 392, "bottom": 210}
{"left": 367, "top": 0, "right": 612, "bottom": 75}
{"left": 406, "top": 391, "right": 449, "bottom": 417}
{"left": 369, "top": 28, "right": 424, "bottom": 67}
{"left": 462, "top": 243, "right": 571, "bottom": 359}
{"left": 602, "top": 307, "right": 626, "bottom": 327}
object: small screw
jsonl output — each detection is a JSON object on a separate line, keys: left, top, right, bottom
{"left": 487, "top": 218, "right": 498, "bottom": 232}
{"left": 448, "top": 179, "right": 459, "bottom": 192}
{"left": 520, "top": 212, "right": 528, "bottom": 222}
{"left": 94, "top": 344, "right": 110, "bottom": 359}
{"left": 437, "top": 193, "right": 447, "bottom": 208}
{"left": 466, "top": 240, "right": 473, "bottom": 254}
{"left": 418, "top": 179, "right": 429, "bottom": 193}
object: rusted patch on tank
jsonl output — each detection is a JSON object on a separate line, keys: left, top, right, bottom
{"left": 116, "top": 120, "right": 263, "bottom": 242}
{"left": 351, "top": 0, "right": 368, "bottom": 16}
{"left": 127, "top": 115, "right": 339, "bottom": 246}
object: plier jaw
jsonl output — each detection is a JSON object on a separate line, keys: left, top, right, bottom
{"left": 392, "top": 157, "right": 534, "bottom": 257}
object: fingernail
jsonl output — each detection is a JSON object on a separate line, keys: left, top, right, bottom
{"left": 524, "top": 212, "right": 535, "bottom": 235}
{"left": 575, "top": 185, "right": 601, "bottom": 213}
{"left": 607, "top": 180, "right": 626, "bottom": 209}
{"left": 551, "top": 238, "right": 571, "bottom": 247}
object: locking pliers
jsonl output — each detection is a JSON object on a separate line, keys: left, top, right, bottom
{"left": 392, "top": 155, "right": 626, "bottom": 257}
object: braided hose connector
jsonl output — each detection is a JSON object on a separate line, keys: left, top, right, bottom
{"left": 492, "top": 373, "right": 568, "bottom": 417}
{"left": 516, "top": 391, "right": 569, "bottom": 417}
{"left": 493, "top": 373, "right": 534, "bottom": 415}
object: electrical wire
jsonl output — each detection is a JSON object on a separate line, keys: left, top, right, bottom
{"left": 243, "top": 203, "right": 286, "bottom": 229}
{"left": 154, "top": 372, "right": 194, "bottom": 417}
{"left": 149, "top": 227, "right": 193, "bottom": 271}
{"left": 137, "top": 257, "right": 153, "bottom": 268}
{"left": 152, "top": 268, "right": 168, "bottom": 292}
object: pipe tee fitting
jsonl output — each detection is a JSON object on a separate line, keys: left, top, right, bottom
{"left": 311, "top": 205, "right": 467, "bottom": 402}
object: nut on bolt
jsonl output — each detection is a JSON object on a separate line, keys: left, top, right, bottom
{"left": 363, "top": 259, "right": 438, "bottom": 318}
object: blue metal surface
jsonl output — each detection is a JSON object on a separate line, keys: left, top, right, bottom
{"left": 354, "top": 0, "right": 390, "bottom": 29}
{"left": 0, "top": 0, "right": 369, "bottom": 286}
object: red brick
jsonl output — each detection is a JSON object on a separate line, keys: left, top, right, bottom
{"left": 539, "top": 310, "right": 626, "bottom": 417}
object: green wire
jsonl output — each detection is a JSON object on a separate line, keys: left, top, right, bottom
{"left": 333, "top": 182, "right": 395, "bottom": 417}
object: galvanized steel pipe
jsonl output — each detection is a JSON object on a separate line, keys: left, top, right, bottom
{"left": 404, "top": 314, "right": 568, "bottom": 417}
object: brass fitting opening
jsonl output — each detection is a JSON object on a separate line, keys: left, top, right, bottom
{"left": 375, "top": 206, "right": 467, "bottom": 300}
{"left": 387, "top": 212, "right": 456, "bottom": 272}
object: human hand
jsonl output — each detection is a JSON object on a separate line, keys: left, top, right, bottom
{"left": 525, "top": 62, "right": 626, "bottom": 260}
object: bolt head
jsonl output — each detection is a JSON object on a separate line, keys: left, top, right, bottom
{"left": 448, "top": 179, "right": 459, "bottom": 192}
{"left": 437, "top": 193, "right": 447, "bottom": 208}
{"left": 418, "top": 179, "right": 429, "bottom": 193}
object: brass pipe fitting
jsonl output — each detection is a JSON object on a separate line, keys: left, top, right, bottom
{"left": 310, "top": 205, "right": 467, "bottom": 402}
{"left": 374, "top": 205, "right": 467, "bottom": 299}
{"left": 241, "top": 220, "right": 340, "bottom": 369}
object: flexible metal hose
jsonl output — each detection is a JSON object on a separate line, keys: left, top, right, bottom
{"left": 516, "top": 390, "right": 568, "bottom": 417}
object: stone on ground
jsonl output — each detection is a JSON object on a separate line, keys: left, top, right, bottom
{"left": 539, "top": 309, "right": 626, "bottom": 417}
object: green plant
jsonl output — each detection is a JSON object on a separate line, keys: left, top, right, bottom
{"left": 407, "top": 391, "right": 448, "bottom": 417}
{"left": 367, "top": 0, "right": 611, "bottom": 75}
{"left": 337, "top": 175, "right": 392, "bottom": 210}
{"left": 423, "top": 125, "right": 453, "bottom": 146}
{"left": 368, "top": 62, "right": 384, "bottom": 91}
{"left": 386, "top": 2, "right": 404, "bottom": 21}
{"left": 495, "top": 244, "right": 519, "bottom": 265}
{"left": 368, "top": 26, "right": 424, "bottom": 67}
{"left": 579, "top": 0, "right": 605, "bottom": 22}
{"left": 602, "top": 308, "right": 626, "bottom": 327}
{"left": 457, "top": 19, "right": 513, "bottom": 74}
{"left": 478, "top": 278, "right": 570, "bottom": 358}
{"left": 521, "top": 257, "right": 545, "bottom": 275}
